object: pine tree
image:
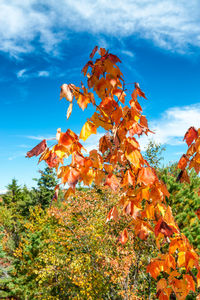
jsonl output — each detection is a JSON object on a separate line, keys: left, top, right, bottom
{"left": 33, "top": 167, "right": 60, "bottom": 208}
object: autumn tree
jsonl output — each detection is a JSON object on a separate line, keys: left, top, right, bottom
{"left": 26, "top": 47, "right": 200, "bottom": 299}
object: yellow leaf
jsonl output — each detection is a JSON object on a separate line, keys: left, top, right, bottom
{"left": 79, "top": 121, "right": 97, "bottom": 142}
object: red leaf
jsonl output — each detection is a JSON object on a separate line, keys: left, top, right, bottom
{"left": 45, "top": 152, "right": 59, "bottom": 168}
{"left": 108, "top": 53, "right": 121, "bottom": 64}
{"left": 196, "top": 207, "right": 200, "bottom": 220}
{"left": 26, "top": 140, "right": 47, "bottom": 158}
{"left": 82, "top": 61, "right": 93, "bottom": 76}
{"left": 177, "top": 154, "right": 189, "bottom": 170}
{"left": 183, "top": 126, "right": 198, "bottom": 146}
{"left": 155, "top": 218, "right": 174, "bottom": 237}
{"left": 59, "top": 131, "right": 74, "bottom": 147}
{"left": 90, "top": 46, "right": 98, "bottom": 59}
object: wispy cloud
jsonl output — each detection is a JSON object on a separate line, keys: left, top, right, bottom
{"left": 121, "top": 50, "right": 135, "bottom": 58}
{"left": 16, "top": 68, "right": 27, "bottom": 78}
{"left": 139, "top": 103, "right": 200, "bottom": 150}
{"left": 38, "top": 70, "right": 50, "bottom": 77}
{"left": 16, "top": 69, "right": 50, "bottom": 79}
{"left": 0, "top": 1, "right": 200, "bottom": 57}
{"left": 23, "top": 135, "right": 55, "bottom": 141}
{"left": 8, "top": 151, "right": 26, "bottom": 161}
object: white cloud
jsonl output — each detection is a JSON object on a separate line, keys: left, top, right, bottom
{"left": 38, "top": 71, "right": 50, "bottom": 77}
{"left": 16, "top": 69, "right": 27, "bottom": 78}
{"left": 121, "top": 50, "right": 135, "bottom": 58}
{"left": 0, "top": 0, "right": 200, "bottom": 57}
{"left": 83, "top": 133, "right": 104, "bottom": 153}
{"left": 139, "top": 103, "right": 200, "bottom": 150}
{"left": 24, "top": 135, "right": 55, "bottom": 141}
{"left": 16, "top": 69, "right": 50, "bottom": 79}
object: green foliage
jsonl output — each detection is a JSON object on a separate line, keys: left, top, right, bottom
{"left": 161, "top": 166, "right": 200, "bottom": 253}
{"left": 144, "top": 140, "right": 166, "bottom": 170}
{"left": 0, "top": 187, "right": 159, "bottom": 299}
{"left": 33, "top": 167, "right": 62, "bottom": 208}
{"left": 0, "top": 143, "right": 199, "bottom": 298}
{"left": 144, "top": 140, "right": 200, "bottom": 253}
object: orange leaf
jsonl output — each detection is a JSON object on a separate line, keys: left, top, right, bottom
{"left": 99, "top": 135, "right": 112, "bottom": 154}
{"left": 45, "top": 152, "right": 60, "bottom": 168}
{"left": 183, "top": 126, "right": 198, "bottom": 146}
{"left": 59, "top": 131, "right": 74, "bottom": 147}
{"left": 64, "top": 187, "right": 75, "bottom": 200}
{"left": 124, "top": 202, "right": 141, "bottom": 219}
{"left": 177, "top": 154, "right": 189, "bottom": 170}
{"left": 106, "top": 206, "right": 118, "bottom": 222}
{"left": 176, "top": 169, "right": 190, "bottom": 184}
{"left": 147, "top": 260, "right": 163, "bottom": 279}
{"left": 183, "top": 274, "right": 195, "bottom": 292}
{"left": 137, "top": 167, "right": 157, "bottom": 185}
{"left": 132, "top": 82, "right": 147, "bottom": 100}
{"left": 197, "top": 269, "right": 200, "bottom": 288}
{"left": 63, "top": 167, "right": 80, "bottom": 189}
{"left": 77, "top": 94, "right": 90, "bottom": 111}
{"left": 105, "top": 174, "right": 119, "bottom": 191}
{"left": 157, "top": 278, "right": 167, "bottom": 293}
{"left": 118, "top": 228, "right": 128, "bottom": 244}
{"left": 155, "top": 218, "right": 174, "bottom": 237}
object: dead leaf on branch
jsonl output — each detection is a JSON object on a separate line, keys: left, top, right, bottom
{"left": 26, "top": 140, "right": 47, "bottom": 158}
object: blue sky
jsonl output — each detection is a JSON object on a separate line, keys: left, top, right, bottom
{"left": 1, "top": 0, "right": 200, "bottom": 192}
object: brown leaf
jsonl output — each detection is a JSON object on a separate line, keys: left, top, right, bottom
{"left": 108, "top": 53, "right": 121, "bottom": 64}
{"left": 90, "top": 46, "right": 98, "bottom": 59}
{"left": 155, "top": 218, "right": 174, "bottom": 237}
{"left": 26, "top": 140, "right": 47, "bottom": 158}
{"left": 82, "top": 60, "right": 93, "bottom": 76}
{"left": 176, "top": 169, "right": 190, "bottom": 184}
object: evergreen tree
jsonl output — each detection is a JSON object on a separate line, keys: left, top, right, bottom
{"left": 2, "top": 179, "right": 21, "bottom": 206}
{"left": 33, "top": 167, "right": 60, "bottom": 208}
